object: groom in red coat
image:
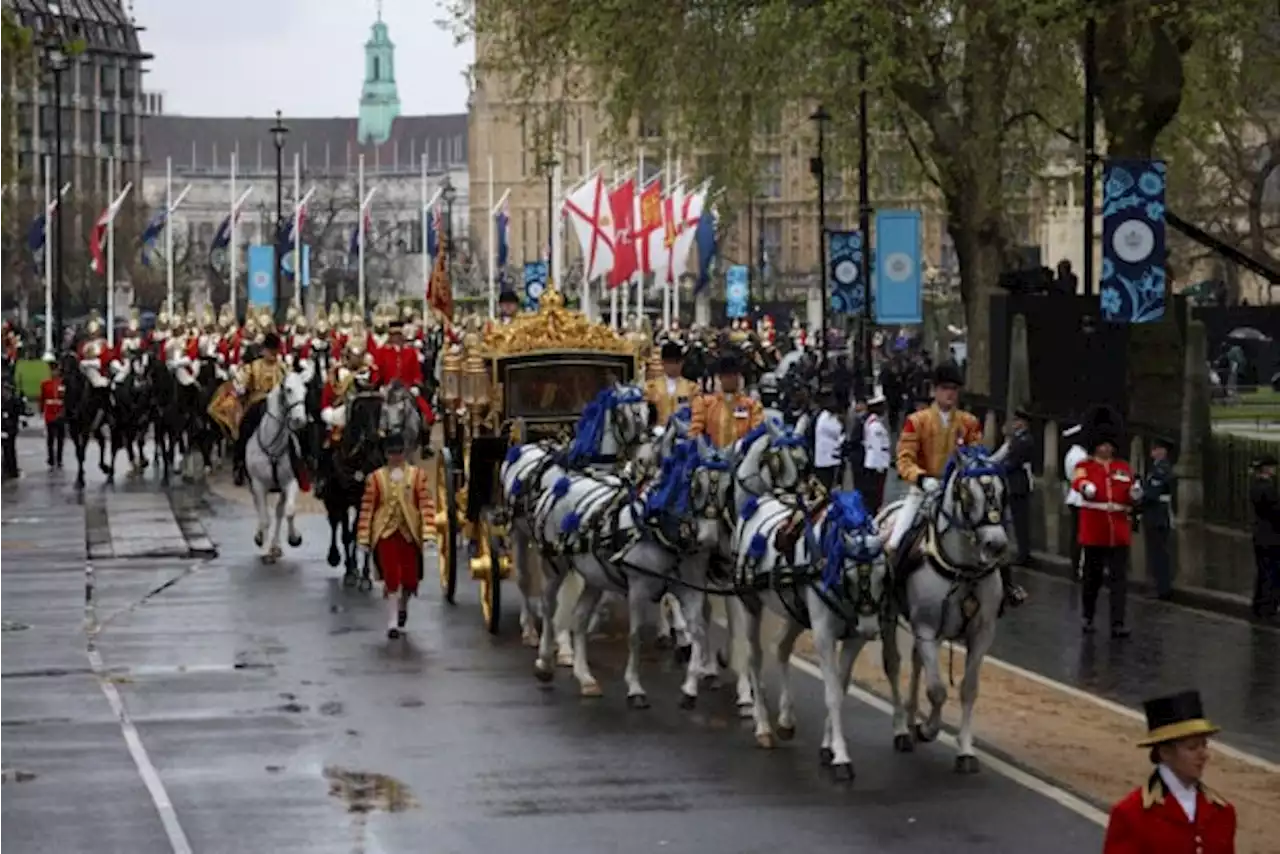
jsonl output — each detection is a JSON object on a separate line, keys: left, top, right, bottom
{"left": 375, "top": 320, "right": 434, "bottom": 425}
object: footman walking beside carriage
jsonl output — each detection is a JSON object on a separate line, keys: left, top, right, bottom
{"left": 357, "top": 433, "right": 436, "bottom": 639}
{"left": 689, "top": 354, "right": 763, "bottom": 448}
{"left": 1103, "top": 689, "right": 1236, "bottom": 854}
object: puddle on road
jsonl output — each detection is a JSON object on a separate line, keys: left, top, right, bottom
{"left": 324, "top": 765, "right": 416, "bottom": 814}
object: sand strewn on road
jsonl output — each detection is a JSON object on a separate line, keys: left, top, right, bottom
{"left": 794, "top": 631, "right": 1276, "bottom": 854}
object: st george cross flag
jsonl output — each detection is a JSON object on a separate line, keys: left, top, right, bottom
{"left": 607, "top": 179, "right": 637, "bottom": 289}
{"left": 89, "top": 191, "right": 131, "bottom": 275}
{"left": 669, "top": 185, "right": 708, "bottom": 282}
{"left": 562, "top": 170, "right": 616, "bottom": 280}
{"left": 647, "top": 185, "right": 682, "bottom": 284}
{"left": 637, "top": 179, "right": 664, "bottom": 275}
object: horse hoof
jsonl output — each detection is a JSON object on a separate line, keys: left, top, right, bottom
{"left": 270, "top": 546, "right": 283, "bottom": 559}
{"left": 625, "top": 693, "right": 648, "bottom": 709}
{"left": 288, "top": 534, "right": 302, "bottom": 548}
{"left": 580, "top": 681, "right": 603, "bottom": 698}
{"left": 358, "top": 578, "right": 373, "bottom": 593}
{"left": 776, "top": 724, "right": 796, "bottom": 742}
{"left": 674, "top": 644, "right": 693, "bottom": 665}
{"left": 555, "top": 652, "right": 574, "bottom": 668}
{"left": 954, "top": 755, "right": 980, "bottom": 775}
{"left": 253, "top": 532, "right": 264, "bottom": 548}
{"left": 830, "top": 762, "right": 856, "bottom": 782}
{"left": 678, "top": 692, "right": 696, "bottom": 711}
{"left": 327, "top": 548, "right": 341, "bottom": 567}
{"left": 261, "top": 554, "right": 276, "bottom": 565}
{"left": 818, "top": 747, "right": 834, "bottom": 766}
{"left": 755, "top": 732, "right": 776, "bottom": 750}
{"left": 893, "top": 733, "right": 915, "bottom": 753}
{"left": 521, "top": 631, "right": 539, "bottom": 648}
{"left": 913, "top": 723, "right": 937, "bottom": 744}
{"left": 342, "top": 572, "right": 357, "bottom": 588}
{"left": 533, "top": 663, "right": 554, "bottom": 684}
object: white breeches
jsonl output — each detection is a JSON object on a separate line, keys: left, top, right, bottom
{"left": 887, "top": 484, "right": 925, "bottom": 552}
{"left": 321, "top": 406, "right": 346, "bottom": 428}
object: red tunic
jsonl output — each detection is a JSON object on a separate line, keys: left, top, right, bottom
{"left": 375, "top": 345, "right": 433, "bottom": 425}
{"left": 77, "top": 340, "right": 114, "bottom": 370}
{"left": 1103, "top": 776, "right": 1236, "bottom": 854}
{"left": 1070, "top": 457, "right": 1136, "bottom": 547}
{"left": 39, "top": 378, "right": 65, "bottom": 424}
{"left": 184, "top": 337, "right": 200, "bottom": 361}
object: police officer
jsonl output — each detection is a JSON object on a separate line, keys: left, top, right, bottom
{"left": 1138, "top": 437, "right": 1177, "bottom": 600}
{"left": 1001, "top": 407, "right": 1037, "bottom": 569}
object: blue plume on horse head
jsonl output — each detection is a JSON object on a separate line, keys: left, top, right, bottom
{"left": 552, "top": 476, "right": 571, "bottom": 499}
{"left": 820, "top": 489, "right": 878, "bottom": 591}
{"left": 943, "top": 444, "right": 1002, "bottom": 483}
{"left": 505, "top": 445, "right": 522, "bottom": 466}
{"left": 740, "top": 494, "right": 760, "bottom": 521}
{"left": 565, "top": 386, "right": 638, "bottom": 466}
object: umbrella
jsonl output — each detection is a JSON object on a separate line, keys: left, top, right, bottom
{"left": 1227, "top": 327, "right": 1272, "bottom": 342}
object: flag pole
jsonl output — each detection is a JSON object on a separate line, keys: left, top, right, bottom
{"left": 487, "top": 154, "right": 495, "bottom": 319}
{"left": 609, "top": 163, "right": 619, "bottom": 329}
{"left": 581, "top": 139, "right": 594, "bottom": 323}
{"left": 673, "top": 155, "right": 682, "bottom": 325}
{"left": 552, "top": 155, "right": 563, "bottom": 293}
{"left": 165, "top": 156, "right": 175, "bottom": 320}
{"left": 357, "top": 153, "right": 366, "bottom": 316}
{"left": 43, "top": 156, "right": 52, "bottom": 357}
{"left": 421, "top": 153, "right": 429, "bottom": 316}
{"left": 293, "top": 151, "right": 302, "bottom": 311}
{"left": 107, "top": 157, "right": 115, "bottom": 348}
{"left": 229, "top": 152, "right": 237, "bottom": 319}
{"left": 662, "top": 151, "right": 672, "bottom": 330}
{"left": 634, "top": 148, "right": 644, "bottom": 324}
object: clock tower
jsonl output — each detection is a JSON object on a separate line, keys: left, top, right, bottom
{"left": 357, "top": 0, "right": 401, "bottom": 146}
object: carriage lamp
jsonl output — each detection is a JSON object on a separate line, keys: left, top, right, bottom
{"left": 442, "top": 350, "right": 463, "bottom": 409}
{"left": 464, "top": 355, "right": 490, "bottom": 409}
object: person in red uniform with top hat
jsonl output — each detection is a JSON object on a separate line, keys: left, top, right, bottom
{"left": 1103, "top": 689, "right": 1236, "bottom": 854}
{"left": 1070, "top": 405, "right": 1140, "bottom": 637}
{"left": 374, "top": 319, "right": 434, "bottom": 425}
{"left": 39, "top": 359, "right": 66, "bottom": 469}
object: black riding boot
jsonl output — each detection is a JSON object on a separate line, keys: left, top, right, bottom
{"left": 234, "top": 401, "right": 266, "bottom": 486}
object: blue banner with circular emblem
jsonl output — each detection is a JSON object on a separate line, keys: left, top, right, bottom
{"left": 523, "top": 261, "right": 548, "bottom": 311}
{"left": 873, "top": 210, "right": 922, "bottom": 325}
{"left": 1101, "top": 159, "right": 1166, "bottom": 324}
{"left": 829, "top": 230, "right": 865, "bottom": 315}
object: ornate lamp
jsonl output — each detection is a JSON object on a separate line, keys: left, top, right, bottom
{"left": 442, "top": 347, "right": 464, "bottom": 409}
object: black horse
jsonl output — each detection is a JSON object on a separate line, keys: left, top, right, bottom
{"left": 59, "top": 351, "right": 119, "bottom": 488}
{"left": 322, "top": 391, "right": 384, "bottom": 590}
{"left": 111, "top": 351, "right": 158, "bottom": 478}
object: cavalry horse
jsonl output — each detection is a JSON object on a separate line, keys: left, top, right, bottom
{"left": 875, "top": 445, "right": 1010, "bottom": 774}
{"left": 732, "top": 487, "right": 890, "bottom": 778}
{"left": 323, "top": 390, "right": 385, "bottom": 588}
{"left": 379, "top": 381, "right": 423, "bottom": 460}
{"left": 60, "top": 351, "right": 118, "bottom": 488}
{"left": 244, "top": 366, "right": 315, "bottom": 563}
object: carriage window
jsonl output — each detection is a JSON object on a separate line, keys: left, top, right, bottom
{"left": 504, "top": 362, "right": 629, "bottom": 419}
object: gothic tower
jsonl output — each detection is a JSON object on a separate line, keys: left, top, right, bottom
{"left": 357, "top": 1, "right": 401, "bottom": 146}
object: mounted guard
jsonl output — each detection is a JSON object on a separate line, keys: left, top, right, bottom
{"left": 211, "top": 331, "right": 288, "bottom": 486}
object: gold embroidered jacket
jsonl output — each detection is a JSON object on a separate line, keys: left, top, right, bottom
{"left": 357, "top": 465, "right": 436, "bottom": 548}
{"left": 896, "top": 404, "right": 983, "bottom": 484}
{"left": 235, "top": 358, "right": 287, "bottom": 406}
{"left": 689, "top": 393, "right": 764, "bottom": 449}
{"left": 645, "top": 376, "right": 700, "bottom": 426}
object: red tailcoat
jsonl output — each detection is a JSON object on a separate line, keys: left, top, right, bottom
{"left": 39, "top": 378, "right": 65, "bottom": 424}
{"left": 1103, "top": 774, "right": 1235, "bottom": 854}
{"left": 1070, "top": 457, "right": 1136, "bottom": 547}
{"left": 184, "top": 337, "right": 200, "bottom": 361}
{"left": 375, "top": 345, "right": 433, "bottom": 425}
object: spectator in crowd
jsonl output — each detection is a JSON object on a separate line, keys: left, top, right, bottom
{"left": 812, "top": 386, "right": 846, "bottom": 493}
{"left": 1062, "top": 423, "right": 1088, "bottom": 579}
{"left": 39, "top": 358, "right": 66, "bottom": 470}
{"left": 1138, "top": 438, "right": 1177, "bottom": 600}
{"left": 858, "top": 394, "right": 891, "bottom": 513}
{"left": 999, "top": 407, "right": 1037, "bottom": 569}
{"left": 1251, "top": 454, "right": 1280, "bottom": 620}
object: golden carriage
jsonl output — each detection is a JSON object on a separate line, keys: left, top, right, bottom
{"left": 435, "top": 285, "right": 645, "bottom": 633}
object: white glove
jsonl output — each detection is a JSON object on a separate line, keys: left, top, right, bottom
{"left": 410, "top": 385, "right": 421, "bottom": 397}
{"left": 1081, "top": 482, "right": 1097, "bottom": 500}
{"left": 1130, "top": 483, "right": 1144, "bottom": 502}
{"left": 919, "top": 477, "right": 941, "bottom": 494}
{"left": 354, "top": 471, "right": 365, "bottom": 482}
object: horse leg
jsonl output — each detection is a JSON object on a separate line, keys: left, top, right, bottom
{"left": 954, "top": 617, "right": 996, "bottom": 774}
{"left": 534, "top": 563, "right": 566, "bottom": 681}
{"left": 810, "top": 607, "right": 855, "bottom": 779}
{"left": 250, "top": 479, "right": 270, "bottom": 557}
{"left": 674, "top": 584, "right": 708, "bottom": 708}
{"left": 724, "top": 593, "right": 755, "bottom": 716}
{"left": 664, "top": 593, "right": 693, "bottom": 662}
{"left": 269, "top": 489, "right": 287, "bottom": 559}
{"left": 284, "top": 480, "right": 302, "bottom": 548}
{"left": 655, "top": 593, "right": 675, "bottom": 648}
{"left": 774, "top": 616, "right": 805, "bottom": 740}
{"left": 96, "top": 431, "right": 110, "bottom": 475}
{"left": 569, "top": 579, "right": 606, "bottom": 698}
{"left": 732, "top": 597, "right": 775, "bottom": 748}
{"left": 327, "top": 502, "right": 343, "bottom": 566}
{"left": 913, "top": 630, "right": 946, "bottom": 743}
{"left": 882, "top": 616, "right": 912, "bottom": 752}
{"left": 554, "top": 570, "right": 582, "bottom": 667}
{"left": 621, "top": 580, "right": 659, "bottom": 707}
{"left": 74, "top": 433, "right": 87, "bottom": 489}
{"left": 513, "top": 530, "right": 541, "bottom": 648}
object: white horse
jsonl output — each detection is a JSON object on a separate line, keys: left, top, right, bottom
{"left": 732, "top": 488, "right": 890, "bottom": 778}
{"left": 532, "top": 425, "right": 731, "bottom": 708}
{"left": 875, "top": 445, "right": 1010, "bottom": 774}
{"left": 245, "top": 366, "right": 314, "bottom": 564}
{"left": 499, "top": 385, "right": 650, "bottom": 664}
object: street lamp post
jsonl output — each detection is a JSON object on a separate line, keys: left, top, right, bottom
{"left": 441, "top": 176, "right": 456, "bottom": 280}
{"left": 269, "top": 111, "right": 289, "bottom": 320}
{"left": 541, "top": 155, "right": 558, "bottom": 283}
{"left": 857, "top": 52, "right": 873, "bottom": 393}
{"left": 810, "top": 105, "right": 831, "bottom": 369}
{"left": 39, "top": 24, "right": 71, "bottom": 351}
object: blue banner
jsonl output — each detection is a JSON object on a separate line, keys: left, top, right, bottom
{"left": 523, "top": 261, "right": 548, "bottom": 311}
{"left": 247, "top": 245, "right": 275, "bottom": 309}
{"left": 1101, "top": 159, "right": 1166, "bottom": 323}
{"left": 828, "top": 230, "right": 864, "bottom": 315}
{"left": 874, "top": 210, "right": 922, "bottom": 325}
{"left": 279, "top": 245, "right": 311, "bottom": 288}
{"left": 725, "top": 265, "right": 749, "bottom": 319}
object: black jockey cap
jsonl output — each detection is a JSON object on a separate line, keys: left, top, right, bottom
{"left": 382, "top": 432, "right": 406, "bottom": 455}
{"left": 262, "top": 332, "right": 282, "bottom": 352}
{"left": 499, "top": 289, "right": 519, "bottom": 305}
{"left": 661, "top": 341, "right": 684, "bottom": 362}
{"left": 715, "top": 352, "right": 742, "bottom": 376}
{"left": 933, "top": 360, "right": 965, "bottom": 388}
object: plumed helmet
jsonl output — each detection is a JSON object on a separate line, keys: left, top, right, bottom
{"left": 128, "top": 306, "right": 141, "bottom": 332}
{"left": 286, "top": 303, "right": 300, "bottom": 324}
{"left": 315, "top": 317, "right": 331, "bottom": 335}
{"left": 345, "top": 342, "right": 366, "bottom": 362}
{"left": 1083, "top": 404, "right": 1124, "bottom": 451}
{"left": 932, "top": 360, "right": 965, "bottom": 388}
{"left": 294, "top": 315, "right": 309, "bottom": 334}
{"left": 402, "top": 302, "right": 415, "bottom": 319}
{"left": 244, "top": 317, "right": 259, "bottom": 335}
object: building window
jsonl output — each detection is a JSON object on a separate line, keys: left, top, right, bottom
{"left": 879, "top": 157, "right": 905, "bottom": 198}
{"left": 639, "top": 109, "right": 662, "bottom": 140}
{"left": 756, "top": 105, "right": 781, "bottom": 137}
{"left": 120, "top": 67, "right": 137, "bottom": 100}
{"left": 373, "top": 56, "right": 381, "bottom": 80}
{"left": 121, "top": 116, "right": 135, "bottom": 147}
{"left": 39, "top": 105, "right": 55, "bottom": 136}
{"left": 762, "top": 219, "right": 782, "bottom": 271}
{"left": 99, "top": 64, "right": 116, "bottom": 97}
{"left": 100, "top": 112, "right": 116, "bottom": 144}
{"left": 761, "top": 154, "right": 782, "bottom": 198}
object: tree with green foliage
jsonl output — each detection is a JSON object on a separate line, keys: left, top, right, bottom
{"left": 458, "top": 0, "right": 1270, "bottom": 392}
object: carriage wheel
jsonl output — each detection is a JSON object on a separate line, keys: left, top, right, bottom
{"left": 484, "top": 522, "right": 503, "bottom": 635}
{"left": 437, "top": 448, "right": 458, "bottom": 605}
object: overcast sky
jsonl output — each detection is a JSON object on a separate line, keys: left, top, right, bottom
{"left": 132, "top": 0, "right": 471, "bottom": 117}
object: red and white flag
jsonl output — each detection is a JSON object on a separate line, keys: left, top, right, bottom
{"left": 669, "top": 184, "right": 708, "bottom": 282}
{"left": 607, "top": 179, "right": 637, "bottom": 289}
{"left": 637, "top": 179, "right": 664, "bottom": 275}
{"left": 562, "top": 169, "right": 615, "bottom": 280}
{"left": 88, "top": 188, "right": 132, "bottom": 276}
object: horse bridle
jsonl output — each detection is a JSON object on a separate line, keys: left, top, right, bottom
{"left": 258, "top": 383, "right": 306, "bottom": 458}
{"left": 929, "top": 466, "right": 1007, "bottom": 575}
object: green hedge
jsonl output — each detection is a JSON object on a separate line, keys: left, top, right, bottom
{"left": 1203, "top": 433, "right": 1280, "bottom": 529}
{"left": 13, "top": 359, "right": 49, "bottom": 400}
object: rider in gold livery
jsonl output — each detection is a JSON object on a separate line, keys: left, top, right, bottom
{"left": 230, "top": 332, "right": 287, "bottom": 485}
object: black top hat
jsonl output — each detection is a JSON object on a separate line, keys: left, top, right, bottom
{"left": 661, "top": 341, "right": 684, "bottom": 361}
{"left": 1151, "top": 435, "right": 1175, "bottom": 451}
{"left": 1014, "top": 406, "right": 1033, "bottom": 421}
{"left": 261, "top": 332, "right": 282, "bottom": 351}
{"left": 382, "top": 432, "right": 406, "bottom": 455}
{"left": 388, "top": 319, "right": 405, "bottom": 331}
{"left": 1254, "top": 453, "right": 1279, "bottom": 468}
{"left": 715, "top": 353, "right": 742, "bottom": 375}
{"left": 1138, "top": 690, "right": 1219, "bottom": 747}
{"left": 932, "top": 361, "right": 965, "bottom": 387}
{"left": 498, "top": 289, "right": 519, "bottom": 304}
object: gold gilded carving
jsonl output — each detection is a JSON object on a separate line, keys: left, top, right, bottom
{"left": 480, "top": 283, "right": 639, "bottom": 358}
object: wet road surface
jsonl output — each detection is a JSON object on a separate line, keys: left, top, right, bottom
{"left": 3, "top": 444, "right": 1107, "bottom": 854}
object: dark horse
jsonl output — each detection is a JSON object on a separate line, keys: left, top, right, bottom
{"left": 59, "top": 351, "right": 119, "bottom": 488}
{"left": 112, "top": 351, "right": 159, "bottom": 478}
{"left": 322, "top": 391, "right": 384, "bottom": 590}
